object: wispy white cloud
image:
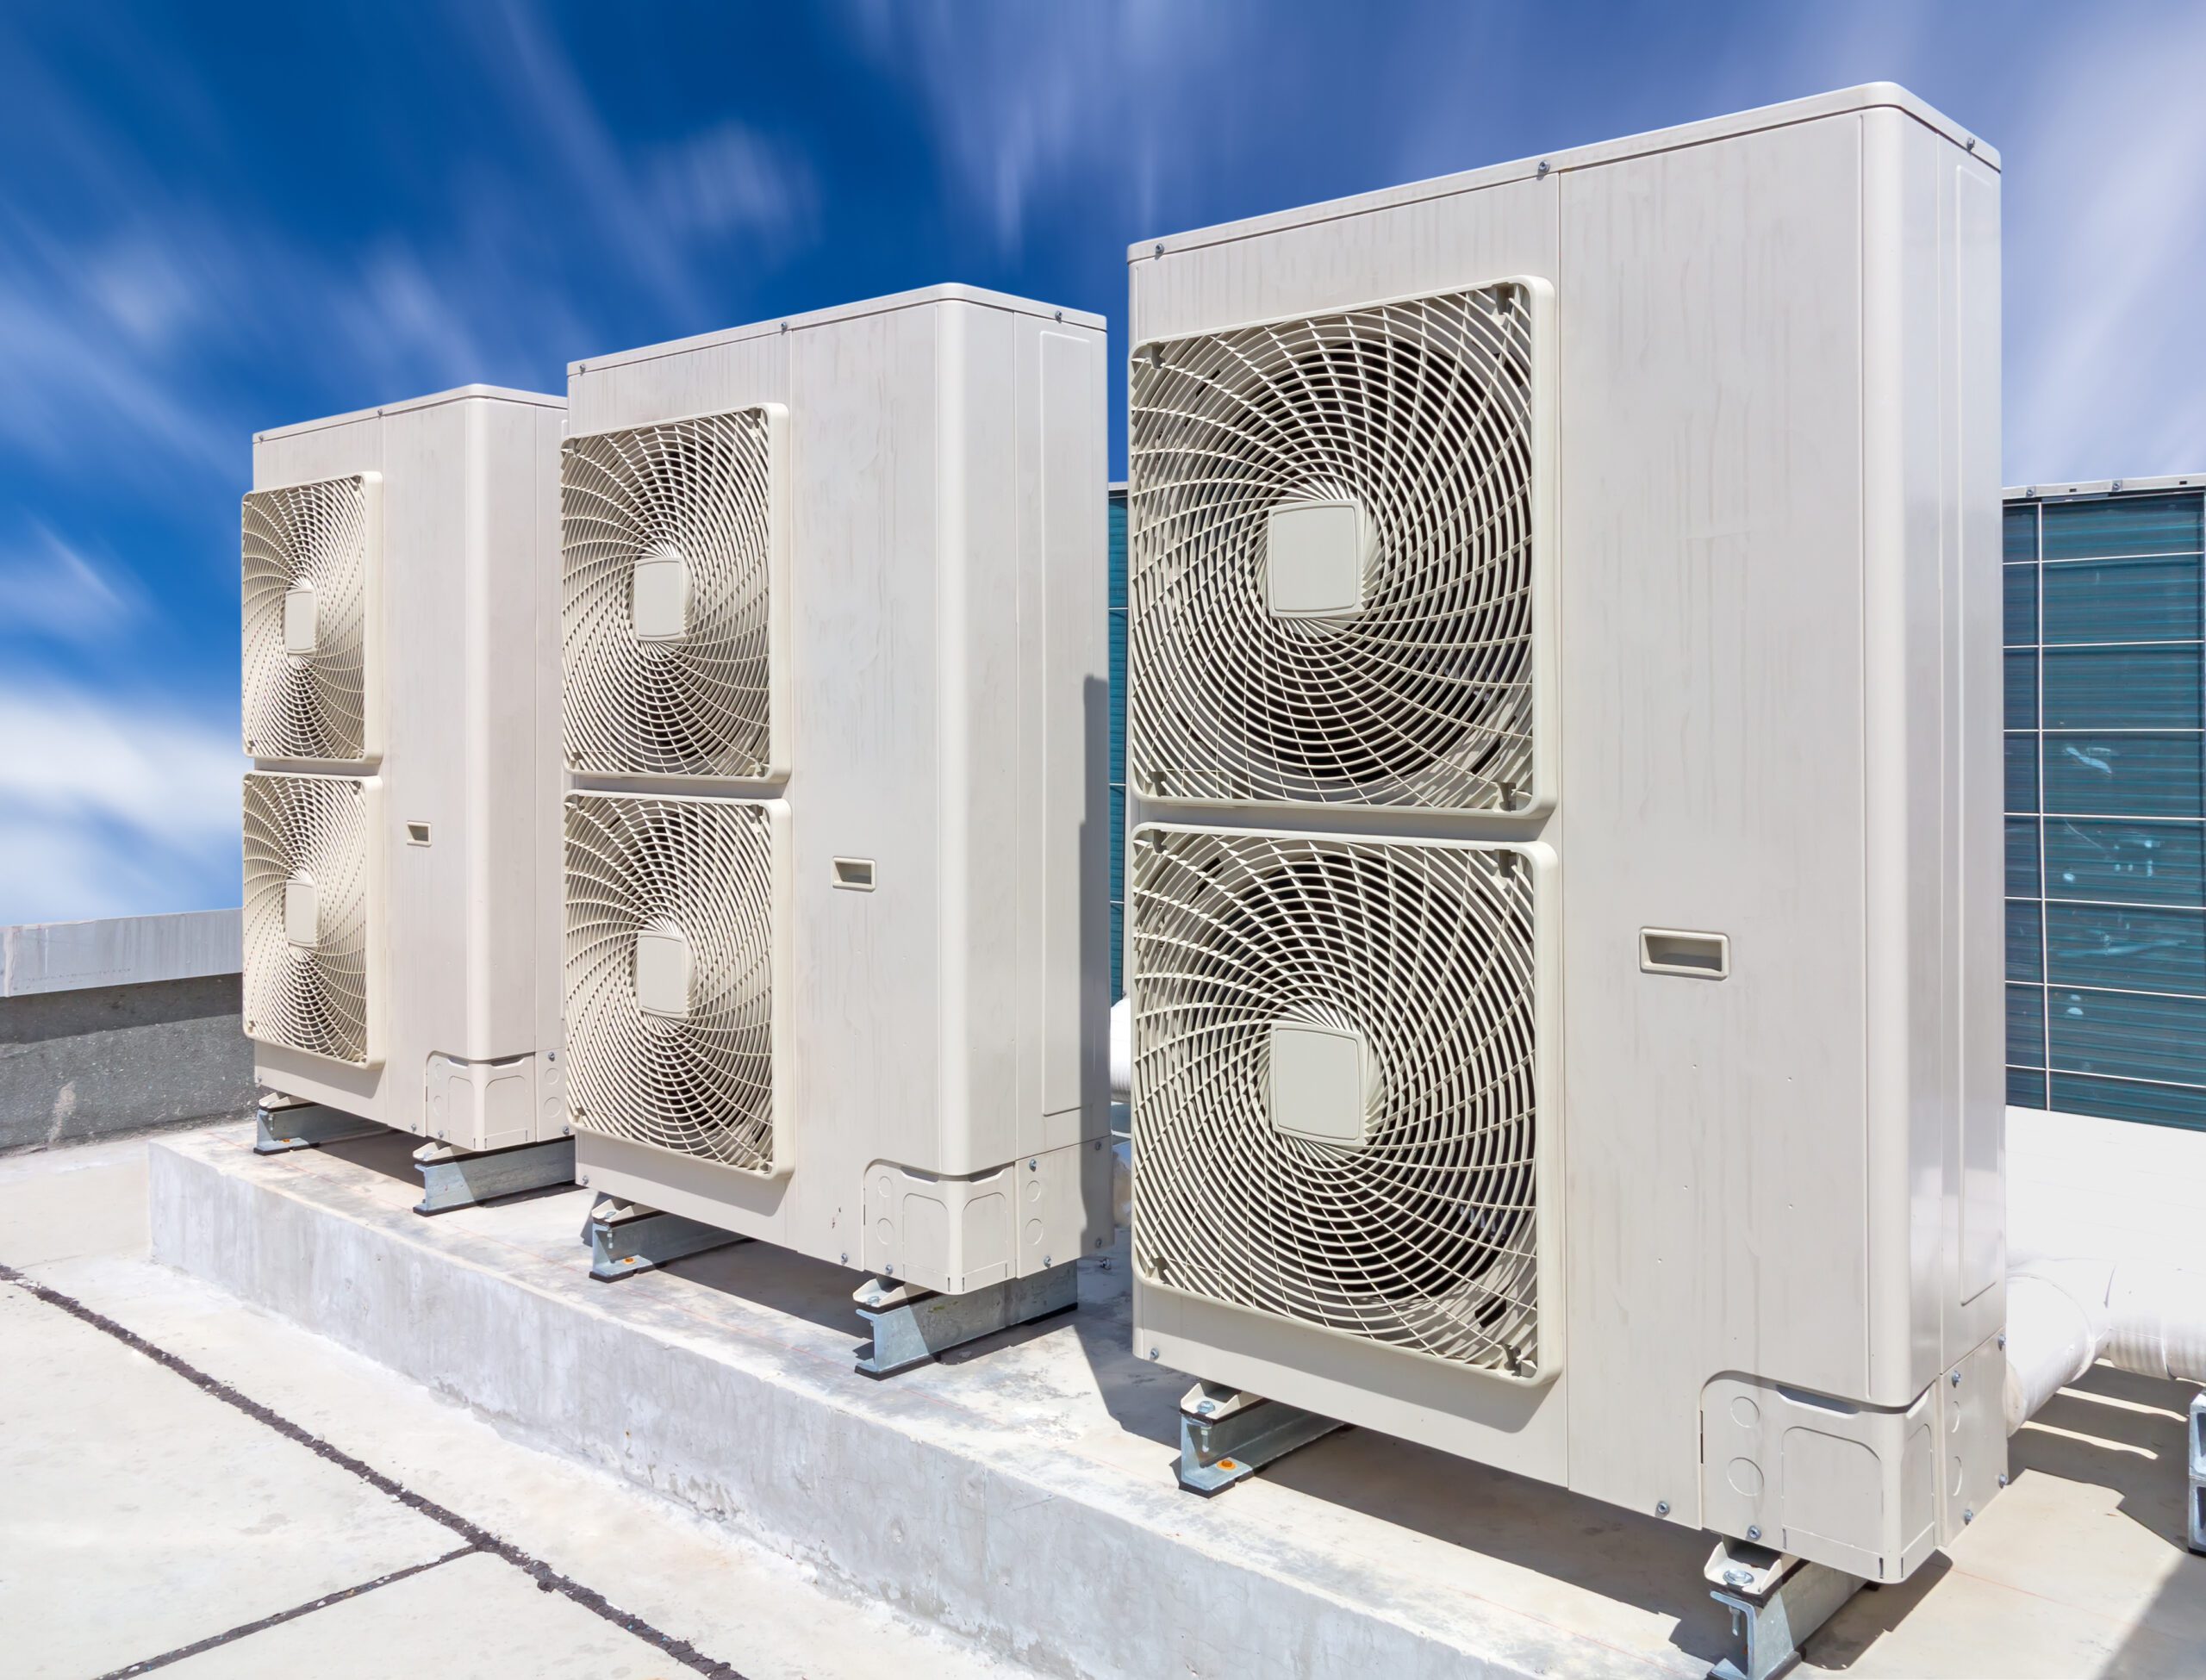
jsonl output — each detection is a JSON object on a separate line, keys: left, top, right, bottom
{"left": 848, "top": 0, "right": 1249, "bottom": 253}
{"left": 0, "top": 681, "right": 240, "bottom": 925}
{"left": 645, "top": 121, "right": 819, "bottom": 246}
{"left": 0, "top": 527, "right": 140, "bottom": 646}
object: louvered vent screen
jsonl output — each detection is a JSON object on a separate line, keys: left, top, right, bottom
{"left": 564, "top": 793, "right": 782, "bottom": 1173}
{"left": 1131, "top": 827, "right": 1545, "bottom": 1377}
{"left": 562, "top": 408, "right": 785, "bottom": 780}
{"left": 242, "top": 771, "right": 379, "bottom": 1066}
{"left": 1128, "top": 285, "right": 1542, "bottom": 812}
{"left": 242, "top": 475, "right": 380, "bottom": 762}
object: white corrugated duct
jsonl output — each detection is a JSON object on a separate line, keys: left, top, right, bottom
{"left": 2005, "top": 1258, "right": 2206, "bottom": 1433}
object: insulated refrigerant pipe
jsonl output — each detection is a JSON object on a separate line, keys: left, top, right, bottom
{"left": 2004, "top": 1259, "right": 2206, "bottom": 1433}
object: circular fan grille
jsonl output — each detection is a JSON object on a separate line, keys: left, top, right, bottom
{"left": 1131, "top": 830, "right": 1541, "bottom": 1374}
{"left": 562, "top": 411, "right": 777, "bottom": 778}
{"left": 1128, "top": 285, "right": 1536, "bottom": 811}
{"left": 242, "top": 476, "right": 373, "bottom": 761}
{"left": 564, "top": 793, "right": 777, "bottom": 1172}
{"left": 242, "top": 772, "right": 375, "bottom": 1066}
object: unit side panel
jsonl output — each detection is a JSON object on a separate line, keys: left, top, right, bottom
{"left": 1860, "top": 115, "right": 2007, "bottom": 1402}
{"left": 1037, "top": 321, "right": 1110, "bottom": 1150}
{"left": 1951, "top": 151, "right": 2005, "bottom": 1342}
{"left": 377, "top": 403, "right": 472, "bottom": 1127}
{"left": 943, "top": 302, "right": 1023, "bottom": 1173}
{"left": 565, "top": 336, "right": 793, "bottom": 439}
{"left": 456, "top": 398, "right": 559, "bottom": 1063}
{"left": 1556, "top": 116, "right": 1872, "bottom": 1518}
{"left": 533, "top": 406, "right": 569, "bottom": 1066}
{"left": 784, "top": 308, "right": 944, "bottom": 1235}
{"left": 1127, "top": 178, "right": 1555, "bottom": 355}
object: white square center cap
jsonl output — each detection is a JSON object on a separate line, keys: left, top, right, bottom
{"left": 633, "top": 927, "right": 694, "bottom": 1020}
{"left": 1265, "top": 498, "right": 1368, "bottom": 619}
{"left": 284, "top": 876, "right": 319, "bottom": 949}
{"left": 1267, "top": 1020, "right": 1369, "bottom": 1146}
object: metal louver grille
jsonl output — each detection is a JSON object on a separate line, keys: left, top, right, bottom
{"left": 1131, "top": 827, "right": 1543, "bottom": 1376}
{"left": 242, "top": 475, "right": 377, "bottom": 761}
{"left": 564, "top": 793, "right": 782, "bottom": 1173}
{"left": 562, "top": 409, "right": 782, "bottom": 779}
{"left": 1129, "top": 285, "right": 1539, "bottom": 811}
{"left": 242, "top": 772, "right": 377, "bottom": 1066}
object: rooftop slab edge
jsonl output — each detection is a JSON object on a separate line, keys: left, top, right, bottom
{"left": 1130, "top": 84, "right": 1996, "bottom": 264}
{"left": 568, "top": 283, "right": 1108, "bottom": 377}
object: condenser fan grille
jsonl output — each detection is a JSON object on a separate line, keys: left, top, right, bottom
{"left": 242, "top": 772, "right": 377, "bottom": 1066}
{"left": 1129, "top": 286, "right": 1537, "bottom": 811}
{"left": 242, "top": 476, "right": 376, "bottom": 761}
{"left": 563, "top": 410, "right": 780, "bottom": 779}
{"left": 564, "top": 793, "right": 779, "bottom": 1172}
{"left": 1131, "top": 829, "right": 1542, "bottom": 1374}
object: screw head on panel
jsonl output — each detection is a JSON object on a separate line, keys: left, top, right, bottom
{"left": 1536, "top": 159, "right": 1550, "bottom": 177}
{"left": 1655, "top": 1501, "right": 1670, "bottom": 1517}
{"left": 1043, "top": 1255, "right": 1051, "bottom": 1266}
{"left": 579, "top": 1175, "right": 589, "bottom": 1186}
{"left": 840, "top": 1252, "right": 849, "bottom": 1266}
{"left": 883, "top": 1263, "right": 894, "bottom": 1276}
{"left": 1196, "top": 1400, "right": 1215, "bottom": 1416}
{"left": 1951, "top": 1370, "right": 1962, "bottom": 1387}
{"left": 1747, "top": 1526, "right": 1761, "bottom": 1542}
{"left": 1997, "top": 1332, "right": 2007, "bottom": 1350}
{"left": 1029, "top": 1159, "right": 1038, "bottom": 1170}
{"left": 1153, "top": 242, "right": 1164, "bottom": 258}
{"left": 1997, "top": 1472, "right": 2009, "bottom": 1487}
{"left": 1147, "top": 1347, "right": 1160, "bottom": 1360}
{"left": 1963, "top": 1509, "right": 1974, "bottom": 1524}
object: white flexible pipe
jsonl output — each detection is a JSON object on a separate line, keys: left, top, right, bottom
{"left": 2003, "top": 1257, "right": 2206, "bottom": 1434}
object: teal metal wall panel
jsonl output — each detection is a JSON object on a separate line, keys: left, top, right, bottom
{"left": 2006, "top": 486, "right": 2206, "bottom": 1126}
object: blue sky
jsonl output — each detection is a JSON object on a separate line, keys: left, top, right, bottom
{"left": 3, "top": 0, "right": 2203, "bottom": 926}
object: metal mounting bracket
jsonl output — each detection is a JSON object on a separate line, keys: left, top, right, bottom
{"left": 2188, "top": 1390, "right": 2205, "bottom": 1555}
{"left": 1704, "top": 1537, "right": 1864, "bottom": 1680}
{"left": 253, "top": 1094, "right": 381, "bottom": 1155}
{"left": 583, "top": 1197, "right": 745, "bottom": 1280}
{"left": 1177, "top": 1381, "right": 1343, "bottom": 1496}
{"left": 852, "top": 1262, "right": 1078, "bottom": 1377}
{"left": 412, "top": 1135, "right": 575, "bottom": 1216}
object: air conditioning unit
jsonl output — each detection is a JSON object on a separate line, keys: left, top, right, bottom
{"left": 1125, "top": 85, "right": 2008, "bottom": 1598}
{"left": 243, "top": 387, "right": 570, "bottom": 1191}
{"left": 562, "top": 288, "right": 1111, "bottom": 1360}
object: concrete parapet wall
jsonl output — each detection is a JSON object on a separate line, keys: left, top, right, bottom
{"left": 2, "top": 912, "right": 254, "bottom": 1154}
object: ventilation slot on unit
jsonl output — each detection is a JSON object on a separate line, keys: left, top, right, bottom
{"left": 1129, "top": 285, "right": 1542, "bottom": 811}
{"left": 242, "top": 475, "right": 380, "bottom": 762}
{"left": 562, "top": 408, "right": 785, "bottom": 779}
{"left": 242, "top": 771, "right": 378, "bottom": 1066}
{"left": 564, "top": 793, "right": 783, "bottom": 1173}
{"left": 1131, "top": 829, "right": 1545, "bottom": 1378}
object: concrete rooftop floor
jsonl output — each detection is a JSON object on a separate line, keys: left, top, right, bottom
{"left": 0, "top": 1132, "right": 1033, "bottom": 1680}
{"left": 3, "top": 1121, "right": 2203, "bottom": 1678}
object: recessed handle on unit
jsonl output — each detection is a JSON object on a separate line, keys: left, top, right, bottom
{"left": 1640, "top": 928, "right": 1729, "bottom": 980}
{"left": 832, "top": 856, "right": 876, "bottom": 892}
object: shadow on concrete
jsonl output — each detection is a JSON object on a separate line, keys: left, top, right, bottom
{"left": 1067, "top": 1235, "right": 1187, "bottom": 1449}
{"left": 317, "top": 1128, "right": 421, "bottom": 1188}
{"left": 657, "top": 1233, "right": 873, "bottom": 1341}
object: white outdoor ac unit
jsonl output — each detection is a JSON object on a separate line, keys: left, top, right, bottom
{"left": 1126, "top": 86, "right": 2008, "bottom": 1586}
{"left": 242, "top": 386, "right": 569, "bottom": 1154}
{"left": 562, "top": 287, "right": 1111, "bottom": 1307}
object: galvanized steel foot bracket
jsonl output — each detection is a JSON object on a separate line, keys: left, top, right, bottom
{"left": 253, "top": 1094, "right": 381, "bottom": 1155}
{"left": 852, "top": 1263, "right": 1078, "bottom": 1378}
{"left": 584, "top": 1198, "right": 745, "bottom": 1280}
{"left": 2188, "top": 1391, "right": 2205, "bottom": 1555}
{"left": 1177, "top": 1382, "right": 1343, "bottom": 1496}
{"left": 1705, "top": 1538, "right": 1863, "bottom": 1680}
{"left": 412, "top": 1136, "right": 575, "bottom": 1216}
